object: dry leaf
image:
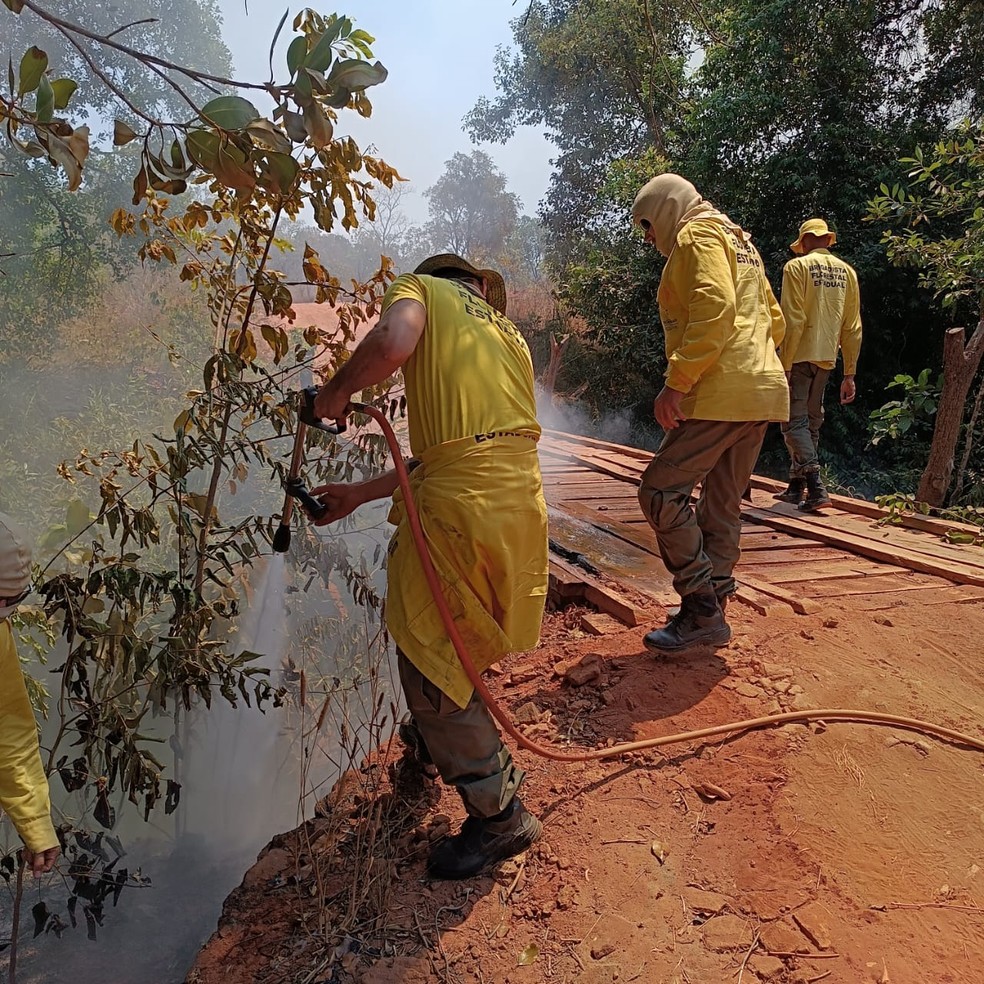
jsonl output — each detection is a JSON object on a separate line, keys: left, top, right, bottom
{"left": 651, "top": 840, "right": 668, "bottom": 863}
{"left": 518, "top": 943, "right": 539, "bottom": 966}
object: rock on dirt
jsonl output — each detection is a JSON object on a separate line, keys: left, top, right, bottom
{"left": 556, "top": 652, "right": 604, "bottom": 687}
{"left": 702, "top": 913, "right": 756, "bottom": 951}
{"left": 759, "top": 918, "right": 811, "bottom": 954}
{"left": 683, "top": 887, "right": 729, "bottom": 916}
{"left": 792, "top": 901, "right": 834, "bottom": 950}
{"left": 749, "top": 954, "right": 787, "bottom": 980}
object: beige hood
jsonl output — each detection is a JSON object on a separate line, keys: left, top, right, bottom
{"left": 632, "top": 173, "right": 747, "bottom": 257}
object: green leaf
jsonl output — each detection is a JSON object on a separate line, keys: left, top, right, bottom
{"left": 327, "top": 58, "right": 388, "bottom": 92}
{"left": 66, "top": 499, "right": 91, "bottom": 536}
{"left": 35, "top": 74, "right": 53, "bottom": 123}
{"left": 113, "top": 118, "right": 139, "bottom": 146}
{"left": 213, "top": 138, "right": 256, "bottom": 191}
{"left": 256, "top": 151, "right": 299, "bottom": 194}
{"left": 200, "top": 95, "right": 261, "bottom": 131}
{"left": 18, "top": 45, "right": 47, "bottom": 95}
{"left": 305, "top": 20, "right": 345, "bottom": 72}
{"left": 286, "top": 35, "right": 307, "bottom": 77}
{"left": 50, "top": 77, "right": 77, "bottom": 110}
{"left": 186, "top": 129, "right": 220, "bottom": 169}
{"left": 282, "top": 110, "right": 307, "bottom": 143}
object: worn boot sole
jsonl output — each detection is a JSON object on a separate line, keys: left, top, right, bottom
{"left": 774, "top": 491, "right": 805, "bottom": 503}
{"left": 643, "top": 623, "right": 732, "bottom": 654}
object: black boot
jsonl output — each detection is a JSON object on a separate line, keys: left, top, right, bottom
{"left": 799, "top": 471, "right": 832, "bottom": 512}
{"left": 774, "top": 477, "right": 806, "bottom": 504}
{"left": 644, "top": 587, "right": 731, "bottom": 654}
{"left": 427, "top": 798, "right": 542, "bottom": 879}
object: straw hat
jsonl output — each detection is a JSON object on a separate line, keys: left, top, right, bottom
{"left": 0, "top": 512, "right": 32, "bottom": 619}
{"left": 414, "top": 253, "right": 507, "bottom": 315}
{"left": 791, "top": 218, "right": 837, "bottom": 255}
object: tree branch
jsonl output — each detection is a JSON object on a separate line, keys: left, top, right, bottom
{"left": 52, "top": 21, "right": 162, "bottom": 127}
{"left": 20, "top": 0, "right": 280, "bottom": 94}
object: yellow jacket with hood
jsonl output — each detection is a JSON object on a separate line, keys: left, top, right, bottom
{"left": 633, "top": 175, "right": 790, "bottom": 423}
{"left": 0, "top": 622, "right": 58, "bottom": 853}
{"left": 0, "top": 513, "right": 58, "bottom": 855}
{"left": 779, "top": 248, "right": 862, "bottom": 374}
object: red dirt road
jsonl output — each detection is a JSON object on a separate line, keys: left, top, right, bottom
{"left": 188, "top": 580, "right": 984, "bottom": 984}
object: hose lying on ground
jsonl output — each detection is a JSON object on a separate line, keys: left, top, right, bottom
{"left": 358, "top": 404, "right": 984, "bottom": 762}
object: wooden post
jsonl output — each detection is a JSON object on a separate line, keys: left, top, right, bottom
{"left": 917, "top": 315, "right": 984, "bottom": 506}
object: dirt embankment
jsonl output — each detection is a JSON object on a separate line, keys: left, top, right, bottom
{"left": 187, "top": 584, "right": 984, "bottom": 984}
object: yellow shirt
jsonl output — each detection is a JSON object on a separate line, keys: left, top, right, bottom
{"left": 379, "top": 275, "right": 548, "bottom": 708}
{"left": 382, "top": 274, "right": 541, "bottom": 453}
{"left": 0, "top": 622, "right": 58, "bottom": 853}
{"left": 659, "top": 219, "right": 789, "bottom": 422}
{"left": 779, "top": 249, "right": 862, "bottom": 374}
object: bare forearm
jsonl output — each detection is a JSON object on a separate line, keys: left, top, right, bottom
{"left": 354, "top": 469, "right": 401, "bottom": 504}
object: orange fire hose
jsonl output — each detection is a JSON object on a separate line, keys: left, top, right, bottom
{"left": 355, "top": 404, "right": 984, "bottom": 761}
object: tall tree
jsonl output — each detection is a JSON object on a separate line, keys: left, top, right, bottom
{"left": 464, "top": 0, "right": 690, "bottom": 255}
{"left": 869, "top": 126, "right": 984, "bottom": 506}
{"left": 424, "top": 150, "right": 520, "bottom": 263}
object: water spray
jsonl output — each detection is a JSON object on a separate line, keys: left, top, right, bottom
{"left": 275, "top": 393, "right": 984, "bottom": 761}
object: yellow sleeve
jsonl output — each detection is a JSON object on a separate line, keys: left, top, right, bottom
{"left": 840, "top": 268, "right": 862, "bottom": 375}
{"left": 664, "top": 227, "right": 736, "bottom": 394}
{"left": 767, "top": 280, "right": 786, "bottom": 350}
{"left": 380, "top": 273, "right": 426, "bottom": 314}
{"left": 779, "top": 260, "right": 807, "bottom": 371}
{"left": 0, "top": 625, "right": 57, "bottom": 853}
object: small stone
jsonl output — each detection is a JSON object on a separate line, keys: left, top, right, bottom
{"left": 788, "top": 684, "right": 804, "bottom": 695}
{"left": 772, "top": 679, "right": 791, "bottom": 694}
{"left": 874, "top": 615, "right": 894, "bottom": 627}
{"left": 766, "top": 700, "right": 783, "bottom": 714}
{"left": 557, "top": 885, "right": 577, "bottom": 909}
{"left": 735, "top": 683, "right": 761, "bottom": 699}
{"left": 749, "top": 955, "right": 786, "bottom": 980}
{"left": 822, "top": 618, "right": 839, "bottom": 629}
{"left": 702, "top": 914, "right": 755, "bottom": 952}
{"left": 590, "top": 942, "right": 616, "bottom": 960}
{"left": 514, "top": 701, "right": 542, "bottom": 724}
{"left": 683, "top": 888, "right": 729, "bottom": 916}
{"left": 509, "top": 662, "right": 539, "bottom": 684}
{"left": 759, "top": 919, "right": 810, "bottom": 954}
{"left": 762, "top": 663, "right": 794, "bottom": 679}
{"left": 792, "top": 902, "right": 834, "bottom": 950}
{"left": 564, "top": 653, "right": 604, "bottom": 687}
{"left": 799, "top": 629, "right": 815, "bottom": 640}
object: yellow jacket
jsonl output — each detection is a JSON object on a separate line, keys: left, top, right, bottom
{"left": 659, "top": 219, "right": 789, "bottom": 422}
{"left": 0, "top": 622, "right": 58, "bottom": 853}
{"left": 380, "top": 275, "right": 548, "bottom": 708}
{"left": 779, "top": 249, "right": 862, "bottom": 373}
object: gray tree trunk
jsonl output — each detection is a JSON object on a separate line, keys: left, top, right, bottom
{"left": 917, "top": 313, "right": 984, "bottom": 506}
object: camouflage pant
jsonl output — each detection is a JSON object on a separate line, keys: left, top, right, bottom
{"left": 638, "top": 419, "right": 768, "bottom": 598}
{"left": 781, "top": 362, "right": 832, "bottom": 477}
{"left": 398, "top": 651, "right": 523, "bottom": 819}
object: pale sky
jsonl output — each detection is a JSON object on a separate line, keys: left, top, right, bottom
{"left": 215, "top": 0, "right": 554, "bottom": 223}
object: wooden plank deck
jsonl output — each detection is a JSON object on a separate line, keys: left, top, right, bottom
{"left": 540, "top": 430, "right": 984, "bottom": 624}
